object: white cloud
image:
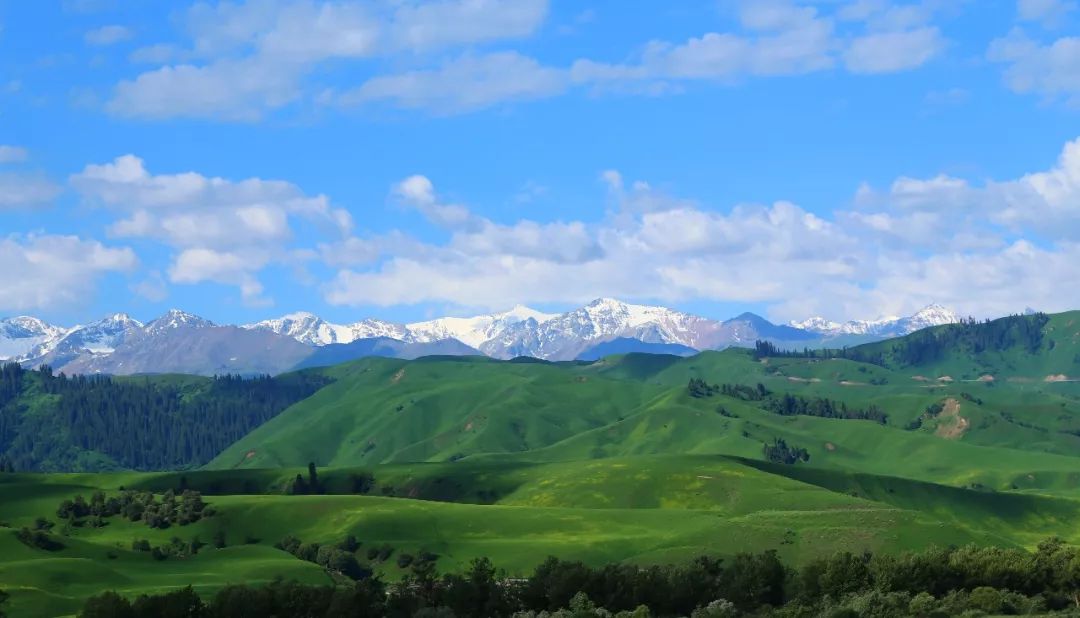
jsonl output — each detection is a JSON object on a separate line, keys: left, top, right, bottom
{"left": 110, "top": 0, "right": 550, "bottom": 120}
{"left": 85, "top": 24, "right": 132, "bottom": 46}
{"left": 0, "top": 235, "right": 136, "bottom": 312}
{"left": 0, "top": 145, "right": 28, "bottom": 163}
{"left": 109, "top": 58, "right": 304, "bottom": 121}
{"left": 341, "top": 51, "right": 568, "bottom": 113}
{"left": 575, "top": 5, "right": 835, "bottom": 87}
{"left": 391, "top": 0, "right": 548, "bottom": 51}
{"left": 70, "top": 154, "right": 351, "bottom": 304}
{"left": 844, "top": 27, "right": 945, "bottom": 73}
{"left": 109, "top": 0, "right": 953, "bottom": 119}
{"left": 321, "top": 136, "right": 1080, "bottom": 322}
{"left": 989, "top": 28, "right": 1080, "bottom": 105}
{"left": 169, "top": 248, "right": 271, "bottom": 306}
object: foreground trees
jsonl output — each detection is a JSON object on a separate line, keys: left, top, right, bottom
{"left": 77, "top": 538, "right": 1080, "bottom": 617}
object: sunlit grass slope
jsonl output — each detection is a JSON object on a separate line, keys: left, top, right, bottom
{"left": 6, "top": 453, "right": 1068, "bottom": 617}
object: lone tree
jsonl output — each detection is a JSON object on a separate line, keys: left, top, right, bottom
{"left": 308, "top": 462, "right": 319, "bottom": 492}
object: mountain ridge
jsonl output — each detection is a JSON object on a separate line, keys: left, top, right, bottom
{"left": 0, "top": 299, "right": 963, "bottom": 372}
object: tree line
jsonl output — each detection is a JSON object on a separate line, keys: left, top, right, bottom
{"left": 69, "top": 538, "right": 1080, "bottom": 617}
{"left": 689, "top": 378, "right": 888, "bottom": 424}
{"left": 0, "top": 363, "right": 331, "bottom": 471}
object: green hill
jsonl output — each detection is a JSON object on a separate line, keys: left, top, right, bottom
{"left": 7, "top": 310, "right": 1080, "bottom": 615}
{"left": 5, "top": 454, "right": 1070, "bottom": 617}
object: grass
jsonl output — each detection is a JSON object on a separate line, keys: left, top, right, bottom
{"left": 8, "top": 311, "right": 1080, "bottom": 615}
{"left": 5, "top": 454, "right": 1060, "bottom": 617}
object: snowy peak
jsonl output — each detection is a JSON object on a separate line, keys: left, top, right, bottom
{"left": 908, "top": 304, "right": 961, "bottom": 327}
{"left": 789, "top": 316, "right": 841, "bottom": 332}
{"left": 44, "top": 313, "right": 144, "bottom": 358}
{"left": 792, "top": 304, "right": 960, "bottom": 337}
{"left": 500, "top": 304, "right": 557, "bottom": 324}
{"left": 244, "top": 312, "right": 353, "bottom": 346}
{"left": 407, "top": 305, "right": 554, "bottom": 349}
{"left": 145, "top": 309, "right": 214, "bottom": 335}
{"left": 0, "top": 316, "right": 68, "bottom": 360}
{"left": 345, "top": 318, "right": 410, "bottom": 343}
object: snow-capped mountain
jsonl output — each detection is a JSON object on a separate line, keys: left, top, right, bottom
{"left": 48, "top": 313, "right": 143, "bottom": 356}
{"left": 144, "top": 309, "right": 215, "bottom": 335}
{"left": 342, "top": 319, "right": 412, "bottom": 343}
{"left": 791, "top": 304, "right": 960, "bottom": 338}
{"left": 20, "top": 313, "right": 144, "bottom": 369}
{"left": 244, "top": 314, "right": 411, "bottom": 345}
{"left": 0, "top": 317, "right": 68, "bottom": 360}
{"left": 246, "top": 306, "right": 556, "bottom": 350}
{"left": 480, "top": 298, "right": 724, "bottom": 360}
{"left": 6, "top": 300, "right": 970, "bottom": 374}
{"left": 244, "top": 312, "right": 354, "bottom": 346}
{"left": 408, "top": 305, "right": 557, "bottom": 349}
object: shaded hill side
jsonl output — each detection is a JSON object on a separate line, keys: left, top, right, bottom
{"left": 575, "top": 338, "right": 697, "bottom": 361}
{"left": 293, "top": 337, "right": 481, "bottom": 369}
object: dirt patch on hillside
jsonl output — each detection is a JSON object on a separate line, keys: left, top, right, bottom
{"left": 912, "top": 376, "right": 930, "bottom": 382}
{"left": 977, "top": 374, "right": 995, "bottom": 382}
{"left": 787, "top": 376, "right": 821, "bottom": 383}
{"left": 245, "top": 450, "right": 256, "bottom": 459}
{"left": 1045, "top": 374, "right": 1075, "bottom": 382}
{"left": 934, "top": 398, "right": 969, "bottom": 440}
{"left": 391, "top": 368, "right": 406, "bottom": 384}
{"left": 937, "top": 376, "right": 954, "bottom": 382}
{"left": 838, "top": 380, "right": 866, "bottom": 386}
{"left": 824, "top": 442, "right": 836, "bottom": 452}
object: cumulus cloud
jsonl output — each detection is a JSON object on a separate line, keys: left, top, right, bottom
{"left": 70, "top": 154, "right": 351, "bottom": 305}
{"left": 321, "top": 136, "right": 1080, "bottom": 323}
{"left": 0, "top": 235, "right": 136, "bottom": 312}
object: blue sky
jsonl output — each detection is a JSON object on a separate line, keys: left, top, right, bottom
{"left": 2, "top": 0, "right": 1080, "bottom": 327}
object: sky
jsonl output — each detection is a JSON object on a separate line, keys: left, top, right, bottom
{"left": 1, "top": 0, "right": 1080, "bottom": 327}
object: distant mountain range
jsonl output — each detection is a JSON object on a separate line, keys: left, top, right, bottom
{"left": 0, "top": 300, "right": 961, "bottom": 375}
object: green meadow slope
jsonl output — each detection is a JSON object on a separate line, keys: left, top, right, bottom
{"left": 6, "top": 311, "right": 1080, "bottom": 616}
{"left": 210, "top": 340, "right": 1080, "bottom": 496}
{"left": 6, "top": 454, "right": 1076, "bottom": 617}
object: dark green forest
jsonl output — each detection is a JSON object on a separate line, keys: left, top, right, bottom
{"left": 0, "top": 364, "right": 331, "bottom": 472}
{"left": 62, "top": 538, "right": 1080, "bottom": 618}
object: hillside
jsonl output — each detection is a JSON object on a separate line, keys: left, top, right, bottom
{"left": 4, "top": 454, "right": 1073, "bottom": 616}
{"left": 209, "top": 343, "right": 1080, "bottom": 496}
